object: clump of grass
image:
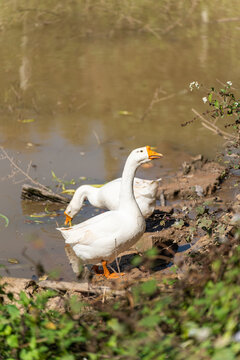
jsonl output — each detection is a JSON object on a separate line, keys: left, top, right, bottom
{"left": 0, "top": 226, "right": 240, "bottom": 359}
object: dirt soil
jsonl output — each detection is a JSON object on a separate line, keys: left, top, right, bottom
{"left": 1, "top": 157, "right": 239, "bottom": 307}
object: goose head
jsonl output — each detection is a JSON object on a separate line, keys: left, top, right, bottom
{"left": 128, "top": 146, "right": 163, "bottom": 165}
{"left": 64, "top": 202, "right": 80, "bottom": 226}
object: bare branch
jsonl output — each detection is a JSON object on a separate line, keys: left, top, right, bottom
{"left": 192, "top": 108, "right": 236, "bottom": 140}
{"left": 0, "top": 146, "right": 49, "bottom": 192}
{"left": 141, "top": 87, "right": 175, "bottom": 121}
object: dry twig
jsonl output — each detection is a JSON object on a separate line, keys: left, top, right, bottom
{"left": 0, "top": 146, "right": 49, "bottom": 191}
{"left": 140, "top": 87, "right": 175, "bottom": 121}
{"left": 0, "top": 146, "right": 69, "bottom": 203}
{"left": 192, "top": 108, "right": 236, "bottom": 141}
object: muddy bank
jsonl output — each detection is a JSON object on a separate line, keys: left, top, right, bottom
{"left": 1, "top": 155, "right": 239, "bottom": 303}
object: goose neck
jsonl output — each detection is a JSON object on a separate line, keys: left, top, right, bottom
{"left": 74, "top": 185, "right": 94, "bottom": 203}
{"left": 119, "top": 157, "right": 138, "bottom": 207}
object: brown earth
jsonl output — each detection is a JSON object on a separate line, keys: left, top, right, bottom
{"left": 1, "top": 157, "right": 239, "bottom": 308}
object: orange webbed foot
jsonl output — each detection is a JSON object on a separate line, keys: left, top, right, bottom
{"left": 101, "top": 260, "right": 125, "bottom": 279}
{"left": 106, "top": 272, "right": 125, "bottom": 279}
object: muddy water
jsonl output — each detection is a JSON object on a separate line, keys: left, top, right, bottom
{"left": 0, "top": 6, "right": 240, "bottom": 280}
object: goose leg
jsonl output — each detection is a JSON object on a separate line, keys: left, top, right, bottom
{"left": 92, "top": 265, "right": 103, "bottom": 275}
{"left": 102, "top": 260, "right": 125, "bottom": 279}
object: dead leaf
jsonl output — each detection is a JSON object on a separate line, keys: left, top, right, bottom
{"left": 39, "top": 274, "right": 48, "bottom": 281}
{"left": 8, "top": 258, "right": 19, "bottom": 264}
{"left": 18, "top": 119, "right": 35, "bottom": 123}
{"left": 61, "top": 189, "right": 76, "bottom": 195}
{"left": 118, "top": 110, "right": 133, "bottom": 116}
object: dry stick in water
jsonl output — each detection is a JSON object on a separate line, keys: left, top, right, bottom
{"left": 0, "top": 146, "right": 69, "bottom": 203}
{"left": 140, "top": 87, "right": 175, "bottom": 121}
{"left": 0, "top": 146, "right": 49, "bottom": 192}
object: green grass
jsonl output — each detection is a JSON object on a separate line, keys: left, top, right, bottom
{"left": 1, "top": 235, "right": 240, "bottom": 359}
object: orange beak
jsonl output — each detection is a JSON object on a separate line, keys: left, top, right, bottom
{"left": 64, "top": 212, "right": 72, "bottom": 226}
{"left": 146, "top": 146, "right": 163, "bottom": 160}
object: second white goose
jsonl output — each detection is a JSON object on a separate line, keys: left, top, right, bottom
{"left": 64, "top": 174, "right": 161, "bottom": 225}
{"left": 57, "top": 146, "right": 163, "bottom": 279}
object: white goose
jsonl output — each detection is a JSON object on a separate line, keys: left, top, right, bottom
{"left": 57, "top": 146, "right": 163, "bottom": 279}
{"left": 64, "top": 177, "right": 161, "bottom": 225}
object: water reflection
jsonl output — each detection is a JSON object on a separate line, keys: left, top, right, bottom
{"left": 0, "top": 5, "right": 240, "bottom": 279}
{"left": 19, "top": 32, "right": 31, "bottom": 92}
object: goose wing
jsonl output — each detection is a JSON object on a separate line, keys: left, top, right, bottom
{"left": 133, "top": 178, "right": 161, "bottom": 198}
{"left": 57, "top": 210, "right": 120, "bottom": 246}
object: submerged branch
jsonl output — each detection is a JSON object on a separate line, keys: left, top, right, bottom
{"left": 0, "top": 146, "right": 49, "bottom": 192}
{"left": 21, "top": 184, "right": 69, "bottom": 204}
{"left": 0, "top": 146, "right": 69, "bottom": 203}
{"left": 140, "top": 87, "right": 175, "bottom": 121}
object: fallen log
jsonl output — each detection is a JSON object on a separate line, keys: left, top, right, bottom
{"left": 21, "top": 184, "right": 69, "bottom": 204}
{"left": 38, "top": 279, "right": 125, "bottom": 296}
{"left": 0, "top": 277, "right": 125, "bottom": 296}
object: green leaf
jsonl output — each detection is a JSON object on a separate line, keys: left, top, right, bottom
{"left": 7, "top": 258, "right": 19, "bottom": 264}
{"left": 198, "top": 217, "right": 212, "bottom": 229}
{"left": 4, "top": 325, "right": 12, "bottom": 336}
{"left": 173, "top": 219, "right": 184, "bottom": 229}
{"left": 212, "top": 348, "right": 235, "bottom": 360}
{"left": 18, "top": 119, "right": 35, "bottom": 123}
{"left": 20, "top": 349, "right": 40, "bottom": 360}
{"left": 19, "top": 291, "right": 30, "bottom": 307}
{"left": 51, "top": 170, "right": 64, "bottom": 184}
{"left": 131, "top": 255, "right": 142, "bottom": 266}
{"left": 145, "top": 247, "right": 158, "bottom": 259}
{"left": 208, "top": 93, "right": 213, "bottom": 102}
{"left": 107, "top": 318, "right": 125, "bottom": 334}
{"left": 6, "top": 305, "right": 20, "bottom": 319}
{"left": 0, "top": 213, "right": 9, "bottom": 227}
{"left": 6, "top": 334, "right": 18, "bottom": 348}
{"left": 139, "top": 315, "right": 160, "bottom": 328}
{"left": 196, "top": 205, "right": 206, "bottom": 215}
{"left": 140, "top": 279, "right": 157, "bottom": 295}
{"left": 61, "top": 355, "right": 75, "bottom": 360}
{"left": 214, "top": 100, "right": 219, "bottom": 109}
{"left": 61, "top": 189, "right": 76, "bottom": 195}
{"left": 69, "top": 295, "right": 83, "bottom": 314}
{"left": 118, "top": 110, "right": 133, "bottom": 116}
{"left": 51, "top": 170, "right": 57, "bottom": 180}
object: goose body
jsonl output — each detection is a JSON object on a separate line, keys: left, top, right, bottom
{"left": 57, "top": 146, "right": 163, "bottom": 278}
{"left": 65, "top": 177, "right": 161, "bottom": 222}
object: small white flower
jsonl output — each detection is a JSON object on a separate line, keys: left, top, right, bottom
{"left": 202, "top": 97, "right": 208, "bottom": 104}
{"left": 226, "top": 81, "right": 232, "bottom": 86}
{"left": 189, "top": 81, "right": 200, "bottom": 91}
{"left": 189, "top": 82, "right": 195, "bottom": 91}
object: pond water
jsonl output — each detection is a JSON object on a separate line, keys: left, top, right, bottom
{"left": 0, "top": 4, "right": 239, "bottom": 280}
